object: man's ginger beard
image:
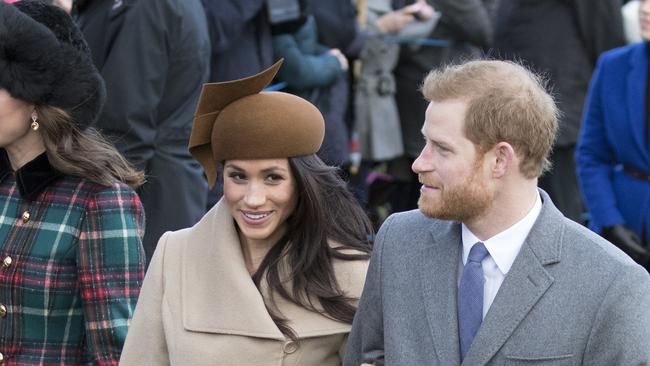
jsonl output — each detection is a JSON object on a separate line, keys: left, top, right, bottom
{"left": 417, "top": 157, "right": 494, "bottom": 222}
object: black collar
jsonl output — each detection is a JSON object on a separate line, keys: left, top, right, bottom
{"left": 0, "top": 149, "right": 63, "bottom": 201}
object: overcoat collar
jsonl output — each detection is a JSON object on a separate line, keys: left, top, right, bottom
{"left": 419, "top": 189, "right": 561, "bottom": 365}
{"left": 180, "top": 199, "right": 355, "bottom": 340}
{"left": 0, "top": 149, "right": 61, "bottom": 200}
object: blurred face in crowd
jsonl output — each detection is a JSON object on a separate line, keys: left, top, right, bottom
{"left": 412, "top": 100, "right": 495, "bottom": 222}
{"left": 640, "top": 0, "right": 650, "bottom": 41}
{"left": 224, "top": 158, "right": 297, "bottom": 247}
{"left": 0, "top": 88, "right": 34, "bottom": 150}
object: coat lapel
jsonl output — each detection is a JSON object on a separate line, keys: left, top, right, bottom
{"left": 462, "top": 191, "right": 561, "bottom": 365}
{"left": 626, "top": 43, "right": 649, "bottom": 160}
{"left": 418, "top": 221, "right": 462, "bottom": 366}
{"left": 181, "top": 200, "right": 285, "bottom": 339}
{"left": 180, "top": 199, "right": 355, "bottom": 340}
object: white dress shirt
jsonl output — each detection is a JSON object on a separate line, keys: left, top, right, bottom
{"left": 459, "top": 192, "right": 542, "bottom": 319}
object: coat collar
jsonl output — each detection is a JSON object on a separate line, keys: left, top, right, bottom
{"left": 0, "top": 149, "right": 62, "bottom": 200}
{"left": 179, "top": 199, "right": 362, "bottom": 340}
{"left": 418, "top": 189, "right": 562, "bottom": 365}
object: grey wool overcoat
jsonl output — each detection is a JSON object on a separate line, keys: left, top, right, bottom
{"left": 345, "top": 190, "right": 650, "bottom": 365}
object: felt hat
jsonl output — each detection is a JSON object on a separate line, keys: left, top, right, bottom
{"left": 189, "top": 60, "right": 325, "bottom": 188}
{"left": 0, "top": 0, "right": 105, "bottom": 128}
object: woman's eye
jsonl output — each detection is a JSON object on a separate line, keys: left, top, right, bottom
{"left": 266, "top": 174, "right": 284, "bottom": 182}
{"left": 228, "top": 172, "right": 246, "bottom": 181}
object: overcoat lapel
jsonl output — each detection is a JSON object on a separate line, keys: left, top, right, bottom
{"left": 462, "top": 193, "right": 561, "bottom": 365}
{"left": 181, "top": 200, "right": 285, "bottom": 339}
{"left": 626, "top": 43, "right": 649, "bottom": 161}
{"left": 418, "top": 221, "right": 462, "bottom": 366}
{"left": 179, "top": 199, "right": 355, "bottom": 340}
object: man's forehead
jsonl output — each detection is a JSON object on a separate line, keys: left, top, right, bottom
{"left": 423, "top": 101, "right": 467, "bottom": 134}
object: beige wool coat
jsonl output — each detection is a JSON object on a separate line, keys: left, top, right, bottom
{"left": 119, "top": 199, "right": 369, "bottom": 365}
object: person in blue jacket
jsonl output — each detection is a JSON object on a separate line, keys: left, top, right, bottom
{"left": 576, "top": 0, "right": 650, "bottom": 268}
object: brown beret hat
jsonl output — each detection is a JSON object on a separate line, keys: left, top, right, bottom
{"left": 189, "top": 60, "right": 325, "bottom": 188}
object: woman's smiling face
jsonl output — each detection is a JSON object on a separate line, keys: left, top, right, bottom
{"left": 223, "top": 158, "right": 297, "bottom": 247}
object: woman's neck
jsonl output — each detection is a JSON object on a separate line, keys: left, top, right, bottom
{"left": 5, "top": 134, "right": 46, "bottom": 170}
{"left": 238, "top": 227, "right": 287, "bottom": 275}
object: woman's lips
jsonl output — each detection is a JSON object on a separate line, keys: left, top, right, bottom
{"left": 240, "top": 210, "right": 273, "bottom": 225}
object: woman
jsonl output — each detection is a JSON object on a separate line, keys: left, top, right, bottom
{"left": 0, "top": 1, "right": 146, "bottom": 364}
{"left": 120, "top": 60, "right": 373, "bottom": 365}
{"left": 576, "top": 0, "right": 650, "bottom": 267}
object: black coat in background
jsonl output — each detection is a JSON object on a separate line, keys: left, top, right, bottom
{"left": 494, "top": 0, "right": 626, "bottom": 147}
{"left": 493, "top": 0, "right": 625, "bottom": 223}
{"left": 201, "top": 0, "right": 273, "bottom": 82}
{"left": 309, "top": 0, "right": 365, "bottom": 57}
{"left": 75, "top": 0, "right": 211, "bottom": 264}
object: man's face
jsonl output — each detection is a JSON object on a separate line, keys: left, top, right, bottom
{"left": 412, "top": 100, "right": 494, "bottom": 222}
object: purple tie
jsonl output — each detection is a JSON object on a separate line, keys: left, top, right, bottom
{"left": 458, "top": 242, "right": 489, "bottom": 361}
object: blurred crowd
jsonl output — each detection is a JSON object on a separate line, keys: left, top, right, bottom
{"left": 15, "top": 0, "right": 646, "bottom": 263}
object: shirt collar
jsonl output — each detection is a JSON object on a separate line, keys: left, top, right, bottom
{"left": 0, "top": 149, "right": 62, "bottom": 200}
{"left": 462, "top": 191, "right": 543, "bottom": 275}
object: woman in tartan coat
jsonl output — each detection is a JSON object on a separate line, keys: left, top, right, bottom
{"left": 0, "top": 1, "right": 146, "bottom": 364}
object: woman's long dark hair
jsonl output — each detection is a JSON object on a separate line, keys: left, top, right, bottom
{"left": 250, "top": 154, "right": 373, "bottom": 341}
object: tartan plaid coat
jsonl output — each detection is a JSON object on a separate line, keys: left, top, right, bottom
{"left": 0, "top": 150, "right": 146, "bottom": 365}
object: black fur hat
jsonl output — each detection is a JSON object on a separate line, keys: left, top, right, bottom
{"left": 0, "top": 0, "right": 105, "bottom": 129}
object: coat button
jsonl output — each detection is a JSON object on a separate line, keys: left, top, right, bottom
{"left": 0, "top": 305, "right": 6, "bottom": 318}
{"left": 2, "top": 257, "right": 11, "bottom": 268}
{"left": 21, "top": 211, "right": 30, "bottom": 223}
{"left": 283, "top": 340, "right": 298, "bottom": 354}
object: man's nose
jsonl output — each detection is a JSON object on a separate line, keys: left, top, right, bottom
{"left": 412, "top": 144, "right": 433, "bottom": 174}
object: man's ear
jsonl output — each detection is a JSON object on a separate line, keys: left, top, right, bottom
{"left": 491, "top": 142, "right": 516, "bottom": 178}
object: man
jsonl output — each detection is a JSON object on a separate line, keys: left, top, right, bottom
{"left": 71, "top": 0, "right": 211, "bottom": 263}
{"left": 344, "top": 60, "right": 650, "bottom": 365}
{"left": 493, "top": 0, "right": 626, "bottom": 223}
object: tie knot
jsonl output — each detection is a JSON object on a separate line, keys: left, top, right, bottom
{"left": 467, "top": 242, "right": 489, "bottom": 263}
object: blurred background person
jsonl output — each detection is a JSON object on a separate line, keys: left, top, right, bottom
{"left": 270, "top": 0, "right": 351, "bottom": 169}
{"left": 576, "top": 0, "right": 650, "bottom": 268}
{"left": 201, "top": 0, "right": 273, "bottom": 83}
{"left": 354, "top": 0, "right": 437, "bottom": 222}
{"left": 0, "top": 1, "right": 145, "bottom": 363}
{"left": 389, "top": 0, "right": 497, "bottom": 213}
{"left": 623, "top": 0, "right": 643, "bottom": 43}
{"left": 120, "top": 61, "right": 373, "bottom": 365}
{"left": 493, "top": 0, "right": 626, "bottom": 223}
{"left": 69, "top": 0, "right": 211, "bottom": 265}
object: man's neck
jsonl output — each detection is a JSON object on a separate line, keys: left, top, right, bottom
{"left": 465, "top": 183, "right": 539, "bottom": 241}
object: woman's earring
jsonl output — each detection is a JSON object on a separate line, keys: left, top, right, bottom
{"left": 30, "top": 115, "right": 39, "bottom": 131}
